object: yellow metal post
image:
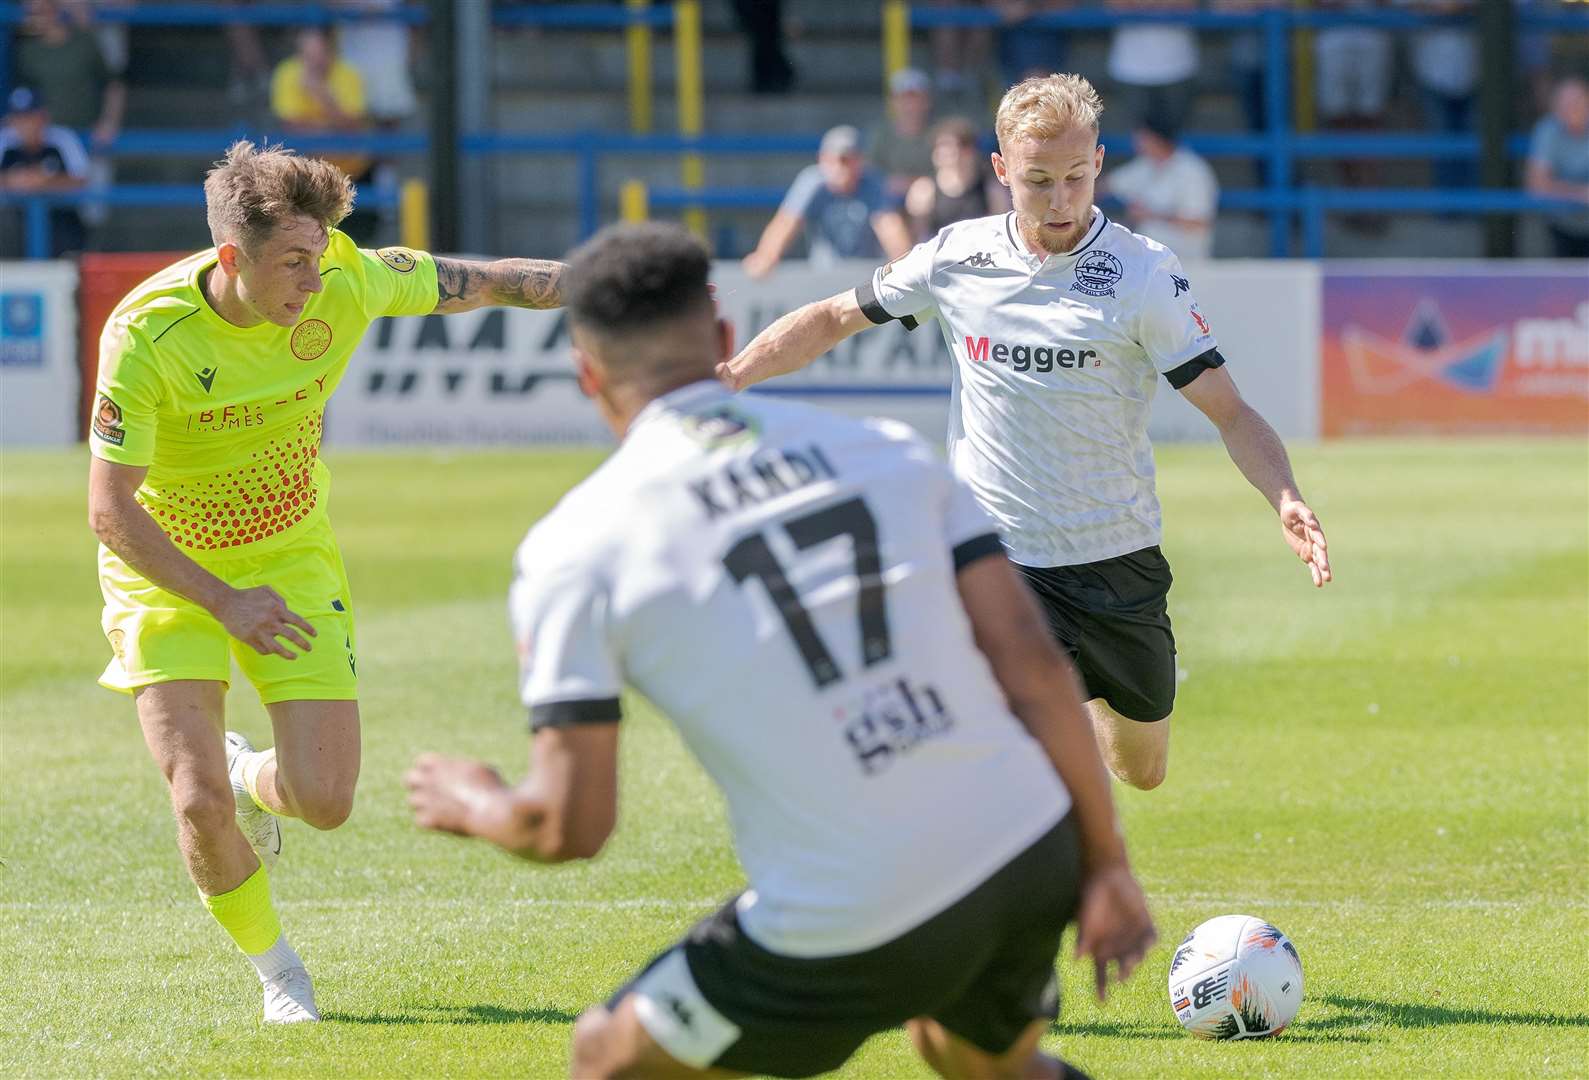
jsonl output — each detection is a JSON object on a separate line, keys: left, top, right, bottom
{"left": 626, "top": 0, "right": 653, "bottom": 134}
{"left": 620, "top": 179, "right": 650, "bottom": 222}
{"left": 675, "top": 0, "right": 706, "bottom": 238}
{"left": 1294, "top": 0, "right": 1315, "bottom": 132}
{"left": 399, "top": 178, "right": 430, "bottom": 251}
{"left": 883, "top": 1, "right": 910, "bottom": 95}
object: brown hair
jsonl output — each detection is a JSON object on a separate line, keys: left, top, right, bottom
{"left": 994, "top": 73, "right": 1104, "bottom": 148}
{"left": 203, "top": 140, "right": 354, "bottom": 253}
{"left": 931, "top": 116, "right": 981, "bottom": 151}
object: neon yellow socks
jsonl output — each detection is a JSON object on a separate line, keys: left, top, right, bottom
{"left": 202, "top": 863, "right": 302, "bottom": 980}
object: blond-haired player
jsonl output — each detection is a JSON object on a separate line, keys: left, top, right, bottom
{"left": 721, "top": 75, "right": 1330, "bottom": 793}
{"left": 88, "top": 141, "right": 566, "bottom": 1022}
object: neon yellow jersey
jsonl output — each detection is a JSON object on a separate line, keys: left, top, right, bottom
{"left": 90, "top": 230, "right": 437, "bottom": 556}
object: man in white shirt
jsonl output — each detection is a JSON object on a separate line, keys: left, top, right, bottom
{"left": 722, "top": 74, "right": 1330, "bottom": 792}
{"left": 1102, "top": 108, "right": 1219, "bottom": 261}
{"left": 404, "top": 223, "right": 1155, "bottom": 1079}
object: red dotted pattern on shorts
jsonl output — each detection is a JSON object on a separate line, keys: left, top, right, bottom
{"left": 152, "top": 414, "right": 323, "bottom": 551}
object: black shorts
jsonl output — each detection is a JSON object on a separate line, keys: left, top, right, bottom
{"left": 609, "top": 814, "right": 1081, "bottom": 1078}
{"left": 1016, "top": 546, "right": 1176, "bottom": 723}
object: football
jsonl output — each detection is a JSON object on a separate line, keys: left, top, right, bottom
{"left": 1167, "top": 915, "right": 1304, "bottom": 1039}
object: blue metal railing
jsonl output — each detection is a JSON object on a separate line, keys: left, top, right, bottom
{"left": 2, "top": 3, "right": 1586, "bottom": 258}
{"left": 0, "top": 182, "right": 398, "bottom": 259}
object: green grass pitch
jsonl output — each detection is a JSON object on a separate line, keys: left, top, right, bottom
{"left": 2, "top": 439, "right": 1585, "bottom": 1078}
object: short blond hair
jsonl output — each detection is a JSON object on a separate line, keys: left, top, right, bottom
{"left": 203, "top": 141, "right": 354, "bottom": 254}
{"left": 995, "top": 74, "right": 1104, "bottom": 148}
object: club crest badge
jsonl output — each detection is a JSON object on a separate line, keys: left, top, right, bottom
{"left": 1072, "top": 250, "right": 1123, "bottom": 298}
{"left": 290, "top": 318, "right": 333, "bottom": 361}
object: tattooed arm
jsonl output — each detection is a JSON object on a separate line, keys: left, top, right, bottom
{"left": 432, "top": 257, "right": 565, "bottom": 314}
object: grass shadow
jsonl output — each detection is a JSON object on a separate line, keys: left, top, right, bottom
{"left": 324, "top": 1003, "right": 578, "bottom": 1026}
{"left": 1051, "top": 1016, "right": 1370, "bottom": 1045}
{"left": 1313, "top": 994, "right": 1589, "bottom": 1031}
{"left": 1049, "top": 1019, "right": 1183, "bottom": 1041}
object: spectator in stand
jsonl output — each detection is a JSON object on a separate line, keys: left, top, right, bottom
{"left": 224, "top": 1, "right": 274, "bottom": 113}
{"left": 1212, "top": 0, "right": 1286, "bottom": 155}
{"left": 332, "top": 0, "right": 418, "bottom": 237}
{"left": 1313, "top": 0, "right": 1392, "bottom": 225}
{"left": 0, "top": 87, "right": 90, "bottom": 257}
{"left": 743, "top": 125, "right": 912, "bottom": 278}
{"left": 928, "top": 0, "right": 993, "bottom": 107}
{"left": 271, "top": 26, "right": 377, "bottom": 241}
{"left": 1403, "top": 0, "right": 1480, "bottom": 190}
{"left": 13, "top": 0, "right": 126, "bottom": 162}
{"left": 905, "top": 116, "right": 1010, "bottom": 240}
{"left": 333, "top": 0, "right": 418, "bottom": 128}
{"left": 1525, "top": 75, "right": 1589, "bottom": 258}
{"left": 1101, "top": 106, "right": 1219, "bottom": 260}
{"left": 730, "top": 0, "right": 796, "bottom": 95}
{"left": 870, "top": 68, "right": 936, "bottom": 199}
{"left": 992, "top": 1, "right": 1072, "bottom": 87}
{"left": 1105, "top": 0, "right": 1200, "bottom": 133}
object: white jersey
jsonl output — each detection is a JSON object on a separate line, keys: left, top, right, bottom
{"left": 510, "top": 381, "right": 1070, "bottom": 958}
{"left": 860, "top": 209, "right": 1223, "bottom": 567}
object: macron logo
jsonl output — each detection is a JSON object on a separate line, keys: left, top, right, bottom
{"left": 964, "top": 335, "right": 1100, "bottom": 372}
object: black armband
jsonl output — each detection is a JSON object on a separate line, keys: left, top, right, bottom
{"left": 1163, "top": 347, "right": 1226, "bottom": 390}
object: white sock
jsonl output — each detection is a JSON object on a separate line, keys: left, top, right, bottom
{"left": 240, "top": 747, "right": 276, "bottom": 814}
{"left": 246, "top": 933, "right": 304, "bottom": 982}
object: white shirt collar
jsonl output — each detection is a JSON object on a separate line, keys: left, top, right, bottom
{"left": 630, "top": 378, "right": 730, "bottom": 432}
{"left": 1002, "top": 207, "right": 1109, "bottom": 271}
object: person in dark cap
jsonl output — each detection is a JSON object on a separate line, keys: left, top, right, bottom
{"left": 0, "top": 86, "right": 90, "bottom": 256}
{"left": 743, "top": 124, "right": 912, "bottom": 278}
{"left": 1100, "top": 105, "right": 1219, "bottom": 261}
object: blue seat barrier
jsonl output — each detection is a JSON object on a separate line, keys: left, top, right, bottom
{"left": 0, "top": 2, "right": 665, "bottom": 27}
{"left": 1, "top": 4, "right": 1584, "bottom": 256}
{"left": 0, "top": 184, "right": 398, "bottom": 260}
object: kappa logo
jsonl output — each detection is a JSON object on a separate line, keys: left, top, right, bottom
{"left": 92, "top": 393, "right": 125, "bottom": 446}
{"left": 1071, "top": 250, "right": 1123, "bottom": 297}
{"left": 378, "top": 247, "right": 418, "bottom": 274}
{"left": 960, "top": 251, "right": 997, "bottom": 269}
{"left": 290, "top": 318, "right": 333, "bottom": 361}
{"left": 1172, "top": 273, "right": 1190, "bottom": 297}
{"left": 194, "top": 365, "right": 218, "bottom": 393}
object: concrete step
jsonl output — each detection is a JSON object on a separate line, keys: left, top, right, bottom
{"left": 492, "top": 88, "right": 887, "bottom": 138}
{"left": 493, "top": 34, "right": 889, "bottom": 95}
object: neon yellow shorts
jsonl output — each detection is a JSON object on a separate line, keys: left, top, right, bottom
{"left": 98, "top": 514, "right": 358, "bottom": 704}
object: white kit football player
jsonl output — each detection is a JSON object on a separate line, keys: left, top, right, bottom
{"left": 722, "top": 74, "right": 1331, "bottom": 792}
{"left": 405, "top": 223, "right": 1156, "bottom": 1080}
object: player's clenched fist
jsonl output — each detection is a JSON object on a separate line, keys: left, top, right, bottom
{"left": 216, "top": 584, "right": 317, "bottom": 659}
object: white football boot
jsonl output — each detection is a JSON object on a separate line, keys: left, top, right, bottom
{"left": 225, "top": 732, "right": 281, "bottom": 871}
{"left": 261, "top": 965, "right": 320, "bottom": 1023}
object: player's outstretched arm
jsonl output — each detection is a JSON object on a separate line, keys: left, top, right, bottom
{"left": 405, "top": 724, "right": 619, "bottom": 864}
{"left": 718, "top": 289, "right": 874, "bottom": 391}
{"left": 88, "top": 457, "right": 316, "bottom": 659}
{"left": 432, "top": 256, "right": 566, "bottom": 315}
{"left": 1179, "top": 367, "right": 1332, "bottom": 588}
{"left": 955, "top": 553, "right": 1157, "bottom": 999}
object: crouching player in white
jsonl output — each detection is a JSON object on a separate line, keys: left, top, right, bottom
{"left": 404, "top": 223, "right": 1157, "bottom": 1079}
{"left": 721, "top": 74, "right": 1331, "bottom": 792}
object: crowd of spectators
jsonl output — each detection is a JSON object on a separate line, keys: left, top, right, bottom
{"left": 0, "top": 0, "right": 1584, "bottom": 261}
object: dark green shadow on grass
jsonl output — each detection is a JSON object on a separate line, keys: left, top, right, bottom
{"left": 1050, "top": 1017, "right": 1370, "bottom": 1045}
{"left": 324, "top": 1004, "right": 578, "bottom": 1026}
{"left": 1049, "top": 1019, "right": 1181, "bottom": 1041}
{"left": 1314, "top": 994, "right": 1589, "bottom": 1030}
